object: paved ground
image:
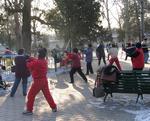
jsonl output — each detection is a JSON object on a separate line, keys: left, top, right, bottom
{"left": 0, "top": 52, "right": 150, "bottom": 121}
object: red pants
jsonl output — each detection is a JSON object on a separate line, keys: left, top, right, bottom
{"left": 109, "top": 57, "right": 122, "bottom": 71}
{"left": 26, "top": 79, "right": 56, "bottom": 112}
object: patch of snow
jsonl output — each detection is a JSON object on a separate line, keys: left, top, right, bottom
{"left": 123, "top": 109, "right": 150, "bottom": 121}
{"left": 47, "top": 68, "right": 70, "bottom": 77}
{"left": 2, "top": 72, "right": 15, "bottom": 82}
{"left": 89, "top": 95, "right": 150, "bottom": 121}
{"left": 0, "top": 87, "right": 11, "bottom": 96}
{"left": 135, "top": 110, "right": 150, "bottom": 121}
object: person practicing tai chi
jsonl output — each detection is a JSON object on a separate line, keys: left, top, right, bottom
{"left": 69, "top": 48, "right": 88, "bottom": 84}
{"left": 107, "top": 43, "right": 122, "bottom": 71}
{"left": 23, "top": 48, "right": 57, "bottom": 115}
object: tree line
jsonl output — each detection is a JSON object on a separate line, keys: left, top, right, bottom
{"left": 0, "top": 0, "right": 150, "bottom": 53}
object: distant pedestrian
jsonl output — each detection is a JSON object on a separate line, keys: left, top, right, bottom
{"left": 4, "top": 47, "right": 13, "bottom": 56}
{"left": 107, "top": 43, "right": 122, "bottom": 71}
{"left": 51, "top": 47, "right": 62, "bottom": 72}
{"left": 84, "top": 44, "right": 94, "bottom": 75}
{"left": 142, "top": 39, "right": 149, "bottom": 63}
{"left": 96, "top": 41, "right": 106, "bottom": 66}
{"left": 106, "top": 43, "right": 111, "bottom": 53}
{"left": 10, "top": 49, "right": 30, "bottom": 97}
{"left": 69, "top": 48, "right": 88, "bottom": 84}
{"left": 23, "top": 48, "right": 57, "bottom": 115}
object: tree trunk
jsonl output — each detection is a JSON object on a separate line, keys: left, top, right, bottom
{"left": 105, "top": 0, "right": 111, "bottom": 31}
{"left": 22, "top": 0, "right": 31, "bottom": 54}
{"left": 124, "top": 0, "right": 129, "bottom": 43}
{"left": 134, "top": 0, "right": 141, "bottom": 41}
{"left": 14, "top": 0, "right": 22, "bottom": 50}
{"left": 14, "top": 13, "right": 22, "bottom": 50}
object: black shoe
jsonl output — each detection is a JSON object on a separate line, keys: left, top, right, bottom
{"left": 69, "top": 81, "right": 74, "bottom": 84}
{"left": 85, "top": 73, "right": 89, "bottom": 75}
{"left": 22, "top": 110, "right": 33, "bottom": 115}
{"left": 23, "top": 94, "right": 27, "bottom": 96}
{"left": 52, "top": 107, "right": 57, "bottom": 112}
{"left": 10, "top": 94, "right": 14, "bottom": 97}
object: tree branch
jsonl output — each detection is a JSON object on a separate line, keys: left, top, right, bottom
{"left": 31, "top": 16, "right": 51, "bottom": 25}
{"left": 4, "top": 7, "right": 23, "bottom": 13}
{"left": 19, "top": 0, "right": 22, "bottom": 5}
{"left": 7, "top": 0, "right": 13, "bottom": 8}
{"left": 4, "top": 0, "right": 23, "bottom": 13}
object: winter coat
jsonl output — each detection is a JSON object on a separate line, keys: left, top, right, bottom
{"left": 142, "top": 44, "right": 149, "bottom": 53}
{"left": 15, "top": 55, "right": 30, "bottom": 78}
{"left": 85, "top": 48, "right": 93, "bottom": 62}
{"left": 96, "top": 44, "right": 105, "bottom": 58}
{"left": 69, "top": 53, "right": 81, "bottom": 68}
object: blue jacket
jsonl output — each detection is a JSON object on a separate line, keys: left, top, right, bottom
{"left": 84, "top": 48, "right": 93, "bottom": 62}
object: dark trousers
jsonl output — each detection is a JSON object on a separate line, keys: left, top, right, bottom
{"left": 133, "top": 68, "right": 143, "bottom": 88}
{"left": 86, "top": 62, "right": 93, "bottom": 75}
{"left": 10, "top": 77, "right": 28, "bottom": 96}
{"left": 70, "top": 67, "right": 87, "bottom": 83}
{"left": 98, "top": 56, "right": 106, "bottom": 65}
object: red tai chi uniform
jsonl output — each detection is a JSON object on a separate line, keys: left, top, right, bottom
{"left": 26, "top": 57, "right": 56, "bottom": 112}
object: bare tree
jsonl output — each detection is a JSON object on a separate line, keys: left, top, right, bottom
{"left": 14, "top": 0, "right": 22, "bottom": 50}
{"left": 4, "top": 0, "right": 32, "bottom": 53}
{"left": 103, "top": 0, "right": 111, "bottom": 31}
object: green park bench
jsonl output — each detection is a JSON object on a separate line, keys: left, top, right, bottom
{"left": 103, "top": 70, "right": 150, "bottom": 103}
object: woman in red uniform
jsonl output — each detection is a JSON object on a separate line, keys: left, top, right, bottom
{"left": 23, "top": 48, "right": 57, "bottom": 115}
{"left": 131, "top": 42, "right": 144, "bottom": 70}
{"left": 69, "top": 48, "right": 87, "bottom": 84}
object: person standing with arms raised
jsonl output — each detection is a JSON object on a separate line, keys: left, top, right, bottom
{"left": 69, "top": 48, "right": 88, "bottom": 84}
{"left": 23, "top": 48, "right": 57, "bottom": 115}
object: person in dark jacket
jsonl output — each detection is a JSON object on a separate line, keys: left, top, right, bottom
{"left": 10, "top": 49, "right": 30, "bottom": 97}
{"left": 96, "top": 41, "right": 106, "bottom": 66}
{"left": 84, "top": 44, "right": 93, "bottom": 75}
{"left": 23, "top": 48, "right": 57, "bottom": 115}
{"left": 69, "top": 48, "right": 88, "bottom": 84}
